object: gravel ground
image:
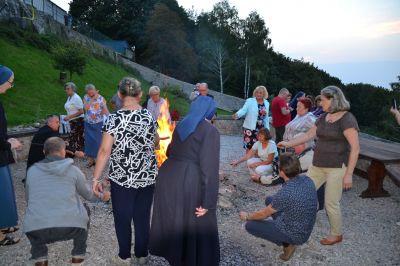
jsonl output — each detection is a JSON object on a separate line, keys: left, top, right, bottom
{"left": 1, "top": 135, "right": 400, "bottom": 266}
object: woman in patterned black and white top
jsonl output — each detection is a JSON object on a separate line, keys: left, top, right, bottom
{"left": 92, "top": 77, "right": 158, "bottom": 265}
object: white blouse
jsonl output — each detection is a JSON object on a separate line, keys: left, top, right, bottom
{"left": 64, "top": 93, "right": 84, "bottom": 119}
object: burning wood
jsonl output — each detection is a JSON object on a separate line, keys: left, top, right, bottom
{"left": 155, "top": 98, "right": 175, "bottom": 167}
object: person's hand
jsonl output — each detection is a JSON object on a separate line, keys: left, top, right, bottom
{"left": 8, "top": 138, "right": 23, "bottom": 149}
{"left": 232, "top": 113, "right": 238, "bottom": 120}
{"left": 195, "top": 206, "right": 208, "bottom": 217}
{"left": 343, "top": 173, "right": 353, "bottom": 191}
{"left": 101, "top": 191, "right": 111, "bottom": 202}
{"left": 92, "top": 179, "right": 104, "bottom": 197}
{"left": 390, "top": 107, "right": 399, "bottom": 116}
{"left": 277, "top": 141, "right": 289, "bottom": 149}
{"left": 63, "top": 116, "right": 69, "bottom": 121}
{"left": 230, "top": 160, "right": 239, "bottom": 167}
{"left": 239, "top": 211, "right": 249, "bottom": 221}
{"left": 74, "top": 151, "right": 85, "bottom": 158}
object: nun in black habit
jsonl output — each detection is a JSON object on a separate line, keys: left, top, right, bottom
{"left": 150, "top": 96, "right": 220, "bottom": 266}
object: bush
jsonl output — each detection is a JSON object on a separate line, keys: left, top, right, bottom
{"left": 53, "top": 42, "right": 89, "bottom": 80}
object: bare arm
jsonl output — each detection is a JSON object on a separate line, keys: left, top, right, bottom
{"left": 239, "top": 204, "right": 277, "bottom": 221}
{"left": 65, "top": 109, "right": 83, "bottom": 121}
{"left": 342, "top": 128, "right": 360, "bottom": 189}
{"left": 249, "top": 153, "right": 274, "bottom": 168}
{"left": 92, "top": 132, "right": 113, "bottom": 195}
{"left": 391, "top": 107, "right": 400, "bottom": 125}
{"left": 278, "top": 126, "right": 317, "bottom": 148}
{"left": 101, "top": 98, "right": 110, "bottom": 116}
{"left": 231, "top": 149, "right": 256, "bottom": 166}
{"left": 281, "top": 106, "right": 290, "bottom": 115}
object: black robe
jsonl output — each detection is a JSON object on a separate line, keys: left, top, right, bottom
{"left": 26, "top": 125, "right": 59, "bottom": 170}
{"left": 0, "top": 101, "right": 14, "bottom": 166}
{"left": 150, "top": 120, "right": 220, "bottom": 266}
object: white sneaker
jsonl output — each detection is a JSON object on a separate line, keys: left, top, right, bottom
{"left": 136, "top": 256, "right": 149, "bottom": 265}
{"left": 111, "top": 255, "right": 131, "bottom": 265}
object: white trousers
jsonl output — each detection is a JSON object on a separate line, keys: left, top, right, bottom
{"left": 246, "top": 158, "right": 273, "bottom": 176}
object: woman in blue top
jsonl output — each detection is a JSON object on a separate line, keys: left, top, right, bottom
{"left": 233, "top": 86, "right": 270, "bottom": 150}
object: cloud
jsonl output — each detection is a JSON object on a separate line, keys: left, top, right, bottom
{"left": 363, "top": 20, "right": 400, "bottom": 38}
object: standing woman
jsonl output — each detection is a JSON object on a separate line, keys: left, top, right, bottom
{"left": 232, "top": 86, "right": 270, "bottom": 151}
{"left": 83, "top": 84, "right": 109, "bottom": 167}
{"left": 93, "top": 77, "right": 158, "bottom": 265}
{"left": 0, "top": 65, "right": 23, "bottom": 245}
{"left": 278, "top": 86, "right": 359, "bottom": 245}
{"left": 150, "top": 96, "right": 220, "bottom": 266}
{"left": 63, "top": 82, "right": 84, "bottom": 154}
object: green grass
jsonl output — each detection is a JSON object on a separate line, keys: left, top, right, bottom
{"left": 0, "top": 34, "right": 192, "bottom": 126}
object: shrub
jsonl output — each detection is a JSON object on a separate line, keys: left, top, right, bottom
{"left": 53, "top": 42, "right": 89, "bottom": 80}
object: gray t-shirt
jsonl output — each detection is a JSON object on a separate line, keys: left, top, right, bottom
{"left": 313, "top": 112, "right": 359, "bottom": 168}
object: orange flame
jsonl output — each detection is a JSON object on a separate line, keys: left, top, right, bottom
{"left": 156, "top": 98, "right": 176, "bottom": 168}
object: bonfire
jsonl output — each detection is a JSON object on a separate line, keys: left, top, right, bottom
{"left": 155, "top": 98, "right": 176, "bottom": 167}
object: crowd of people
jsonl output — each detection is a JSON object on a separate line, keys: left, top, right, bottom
{"left": 0, "top": 63, "right": 399, "bottom": 265}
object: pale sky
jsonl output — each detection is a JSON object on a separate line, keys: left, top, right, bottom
{"left": 53, "top": 0, "right": 400, "bottom": 88}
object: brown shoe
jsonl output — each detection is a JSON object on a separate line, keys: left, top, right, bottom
{"left": 35, "top": 261, "right": 48, "bottom": 266}
{"left": 72, "top": 257, "right": 85, "bottom": 265}
{"left": 320, "top": 235, "right": 343, "bottom": 245}
{"left": 279, "top": 244, "right": 296, "bottom": 261}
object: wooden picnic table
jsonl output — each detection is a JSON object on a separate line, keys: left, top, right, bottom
{"left": 357, "top": 137, "right": 400, "bottom": 198}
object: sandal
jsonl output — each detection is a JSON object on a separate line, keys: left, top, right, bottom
{"left": 0, "top": 236, "right": 20, "bottom": 246}
{"left": 1, "top": 226, "right": 19, "bottom": 234}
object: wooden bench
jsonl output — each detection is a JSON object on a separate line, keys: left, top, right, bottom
{"left": 355, "top": 137, "right": 400, "bottom": 198}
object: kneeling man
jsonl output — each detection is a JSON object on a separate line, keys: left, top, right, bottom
{"left": 23, "top": 137, "right": 110, "bottom": 266}
{"left": 239, "top": 153, "right": 317, "bottom": 261}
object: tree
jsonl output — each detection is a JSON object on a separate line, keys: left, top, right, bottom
{"left": 240, "top": 11, "right": 271, "bottom": 98}
{"left": 196, "top": 27, "right": 229, "bottom": 93}
{"left": 142, "top": 3, "right": 198, "bottom": 81}
{"left": 53, "top": 42, "right": 88, "bottom": 81}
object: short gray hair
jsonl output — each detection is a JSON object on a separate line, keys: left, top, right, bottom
{"left": 279, "top": 88, "right": 289, "bottom": 96}
{"left": 321, "top": 86, "right": 350, "bottom": 113}
{"left": 200, "top": 82, "right": 208, "bottom": 89}
{"left": 64, "top": 82, "right": 77, "bottom": 91}
{"left": 118, "top": 77, "right": 142, "bottom": 98}
{"left": 46, "top": 115, "right": 59, "bottom": 124}
{"left": 85, "top": 83, "right": 96, "bottom": 91}
{"left": 149, "top": 85, "right": 160, "bottom": 95}
{"left": 43, "top": 137, "right": 65, "bottom": 156}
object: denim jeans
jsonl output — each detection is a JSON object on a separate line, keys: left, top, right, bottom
{"left": 245, "top": 220, "right": 292, "bottom": 247}
{"left": 26, "top": 227, "right": 88, "bottom": 261}
{"left": 244, "top": 196, "right": 292, "bottom": 246}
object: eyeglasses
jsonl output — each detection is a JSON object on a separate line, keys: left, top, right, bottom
{"left": 7, "top": 80, "right": 14, "bottom": 88}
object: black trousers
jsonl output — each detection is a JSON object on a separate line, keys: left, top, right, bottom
{"left": 110, "top": 182, "right": 155, "bottom": 259}
{"left": 274, "top": 126, "right": 286, "bottom": 145}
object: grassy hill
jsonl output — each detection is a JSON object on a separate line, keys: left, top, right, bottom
{"left": 0, "top": 25, "right": 230, "bottom": 126}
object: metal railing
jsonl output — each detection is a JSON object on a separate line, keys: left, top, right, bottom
{"left": 22, "top": 0, "right": 112, "bottom": 41}
{"left": 22, "top": 0, "right": 65, "bottom": 24}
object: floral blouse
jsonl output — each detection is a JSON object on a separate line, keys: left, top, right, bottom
{"left": 84, "top": 95, "right": 105, "bottom": 124}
